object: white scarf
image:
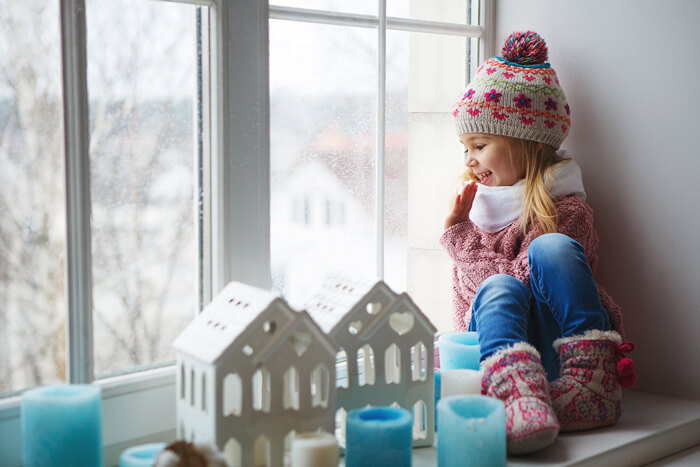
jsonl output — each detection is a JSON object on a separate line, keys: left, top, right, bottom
{"left": 466, "top": 150, "right": 586, "bottom": 233}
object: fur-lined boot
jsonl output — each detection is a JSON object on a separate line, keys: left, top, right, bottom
{"left": 481, "top": 342, "right": 559, "bottom": 454}
{"left": 550, "top": 330, "right": 636, "bottom": 432}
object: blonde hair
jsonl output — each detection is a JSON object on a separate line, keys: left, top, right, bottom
{"left": 459, "top": 136, "right": 562, "bottom": 235}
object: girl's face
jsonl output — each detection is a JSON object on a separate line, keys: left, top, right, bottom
{"left": 460, "top": 133, "right": 524, "bottom": 187}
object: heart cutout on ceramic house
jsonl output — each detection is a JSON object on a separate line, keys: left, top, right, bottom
{"left": 288, "top": 331, "right": 313, "bottom": 357}
{"left": 389, "top": 311, "right": 414, "bottom": 336}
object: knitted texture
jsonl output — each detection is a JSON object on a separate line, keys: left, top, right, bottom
{"left": 439, "top": 194, "right": 625, "bottom": 338}
{"left": 549, "top": 330, "right": 623, "bottom": 431}
{"left": 482, "top": 343, "right": 559, "bottom": 454}
{"left": 452, "top": 31, "right": 570, "bottom": 148}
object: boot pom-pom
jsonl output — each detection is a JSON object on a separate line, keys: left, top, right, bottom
{"left": 617, "top": 357, "right": 637, "bottom": 388}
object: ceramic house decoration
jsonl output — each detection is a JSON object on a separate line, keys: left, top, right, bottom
{"left": 172, "top": 281, "right": 338, "bottom": 467}
{"left": 305, "top": 276, "right": 437, "bottom": 448}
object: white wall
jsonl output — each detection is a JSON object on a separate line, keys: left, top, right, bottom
{"left": 494, "top": 0, "right": 700, "bottom": 399}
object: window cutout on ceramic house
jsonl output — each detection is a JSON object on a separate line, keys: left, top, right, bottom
{"left": 252, "top": 367, "right": 271, "bottom": 413}
{"left": 190, "top": 368, "right": 196, "bottom": 406}
{"left": 366, "top": 301, "right": 382, "bottom": 315}
{"left": 385, "top": 343, "right": 401, "bottom": 385}
{"left": 288, "top": 331, "right": 312, "bottom": 357}
{"left": 224, "top": 438, "right": 242, "bottom": 467}
{"left": 389, "top": 310, "right": 415, "bottom": 336}
{"left": 254, "top": 435, "right": 270, "bottom": 467}
{"left": 311, "top": 364, "right": 330, "bottom": 408}
{"left": 223, "top": 373, "right": 242, "bottom": 417}
{"left": 202, "top": 373, "right": 207, "bottom": 413}
{"left": 411, "top": 341, "right": 428, "bottom": 382}
{"left": 283, "top": 366, "right": 300, "bottom": 411}
{"left": 412, "top": 400, "right": 428, "bottom": 440}
{"left": 335, "top": 407, "right": 348, "bottom": 448}
{"left": 336, "top": 349, "right": 349, "bottom": 389}
{"left": 348, "top": 320, "right": 363, "bottom": 335}
{"left": 357, "top": 344, "right": 376, "bottom": 386}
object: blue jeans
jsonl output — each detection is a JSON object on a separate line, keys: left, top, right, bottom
{"left": 467, "top": 233, "right": 612, "bottom": 380}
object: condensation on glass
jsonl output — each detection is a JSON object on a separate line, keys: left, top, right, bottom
{"left": 86, "top": 0, "right": 201, "bottom": 377}
{"left": 0, "top": 0, "right": 67, "bottom": 394}
{"left": 269, "top": 19, "right": 378, "bottom": 308}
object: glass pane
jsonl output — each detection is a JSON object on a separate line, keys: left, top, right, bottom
{"left": 386, "top": 29, "right": 468, "bottom": 332}
{"left": 388, "top": 0, "right": 469, "bottom": 24}
{"left": 0, "top": 0, "right": 66, "bottom": 394}
{"left": 270, "top": 20, "right": 377, "bottom": 308}
{"left": 87, "top": 0, "right": 200, "bottom": 376}
{"left": 271, "top": 0, "right": 376, "bottom": 16}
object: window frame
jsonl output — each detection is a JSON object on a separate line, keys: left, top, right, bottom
{"left": 0, "top": 0, "right": 490, "bottom": 464}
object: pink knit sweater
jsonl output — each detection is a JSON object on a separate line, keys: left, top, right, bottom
{"left": 440, "top": 194, "right": 624, "bottom": 338}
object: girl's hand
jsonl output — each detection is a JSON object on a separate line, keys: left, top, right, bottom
{"left": 445, "top": 181, "right": 477, "bottom": 229}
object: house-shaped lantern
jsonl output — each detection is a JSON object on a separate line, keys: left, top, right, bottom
{"left": 305, "top": 276, "right": 437, "bottom": 448}
{"left": 172, "top": 281, "right": 338, "bottom": 467}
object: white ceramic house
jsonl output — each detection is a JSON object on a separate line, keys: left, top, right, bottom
{"left": 305, "top": 276, "right": 437, "bottom": 448}
{"left": 172, "top": 281, "right": 338, "bottom": 467}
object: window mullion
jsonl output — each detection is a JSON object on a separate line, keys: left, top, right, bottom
{"left": 211, "top": 0, "right": 271, "bottom": 293}
{"left": 478, "top": 0, "right": 495, "bottom": 64}
{"left": 376, "top": 0, "right": 387, "bottom": 279}
{"left": 60, "top": 0, "right": 94, "bottom": 384}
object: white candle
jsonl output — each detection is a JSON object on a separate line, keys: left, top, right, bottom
{"left": 290, "top": 432, "right": 338, "bottom": 467}
{"left": 441, "top": 369, "right": 483, "bottom": 398}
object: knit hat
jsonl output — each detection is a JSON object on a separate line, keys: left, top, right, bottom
{"left": 452, "top": 31, "right": 570, "bottom": 149}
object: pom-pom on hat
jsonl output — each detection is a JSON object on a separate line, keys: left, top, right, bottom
{"left": 452, "top": 31, "right": 570, "bottom": 148}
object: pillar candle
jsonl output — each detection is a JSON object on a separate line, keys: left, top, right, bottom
{"left": 119, "top": 442, "right": 167, "bottom": 467}
{"left": 440, "top": 369, "right": 483, "bottom": 398}
{"left": 438, "top": 332, "right": 480, "bottom": 370}
{"left": 437, "top": 395, "right": 506, "bottom": 467}
{"left": 346, "top": 406, "right": 412, "bottom": 467}
{"left": 290, "top": 432, "right": 338, "bottom": 467}
{"left": 21, "top": 384, "right": 103, "bottom": 467}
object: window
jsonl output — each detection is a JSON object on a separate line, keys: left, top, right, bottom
{"left": 0, "top": 0, "right": 67, "bottom": 394}
{"left": 0, "top": 0, "right": 206, "bottom": 395}
{"left": 87, "top": 0, "right": 201, "bottom": 378}
{"left": 0, "top": 0, "right": 486, "bottom": 462}
{"left": 269, "top": 0, "right": 485, "bottom": 314}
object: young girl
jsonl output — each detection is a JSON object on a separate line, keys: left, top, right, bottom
{"left": 442, "top": 31, "right": 636, "bottom": 454}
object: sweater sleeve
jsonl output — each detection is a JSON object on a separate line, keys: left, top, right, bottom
{"left": 440, "top": 220, "right": 532, "bottom": 286}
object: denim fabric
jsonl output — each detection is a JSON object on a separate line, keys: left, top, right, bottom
{"left": 467, "top": 233, "right": 612, "bottom": 380}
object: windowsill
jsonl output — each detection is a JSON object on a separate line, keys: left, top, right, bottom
{"left": 1, "top": 375, "right": 699, "bottom": 466}
{"left": 0, "top": 366, "right": 177, "bottom": 467}
{"left": 399, "top": 390, "right": 700, "bottom": 467}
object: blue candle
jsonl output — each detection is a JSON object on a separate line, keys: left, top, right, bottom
{"left": 438, "top": 332, "right": 480, "bottom": 370}
{"left": 437, "top": 395, "right": 506, "bottom": 467}
{"left": 21, "top": 384, "right": 104, "bottom": 467}
{"left": 346, "top": 406, "right": 412, "bottom": 467}
{"left": 119, "top": 442, "right": 167, "bottom": 467}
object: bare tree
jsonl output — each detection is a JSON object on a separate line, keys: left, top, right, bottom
{"left": 0, "top": 0, "right": 197, "bottom": 392}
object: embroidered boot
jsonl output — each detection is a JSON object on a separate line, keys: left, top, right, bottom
{"left": 481, "top": 342, "right": 559, "bottom": 454}
{"left": 550, "top": 330, "right": 636, "bottom": 432}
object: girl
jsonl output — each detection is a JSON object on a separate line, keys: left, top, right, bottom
{"left": 442, "top": 31, "right": 636, "bottom": 454}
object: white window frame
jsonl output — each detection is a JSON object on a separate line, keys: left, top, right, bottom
{"left": 0, "top": 1, "right": 491, "bottom": 464}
